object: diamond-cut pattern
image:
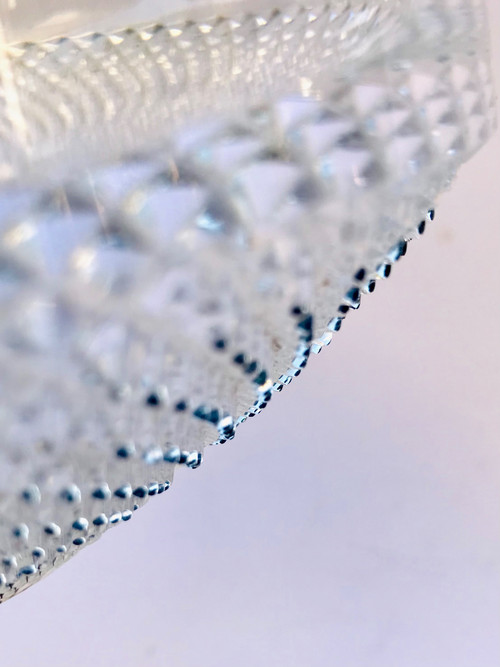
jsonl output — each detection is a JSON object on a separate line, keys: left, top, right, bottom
{"left": 0, "top": 0, "right": 496, "bottom": 602}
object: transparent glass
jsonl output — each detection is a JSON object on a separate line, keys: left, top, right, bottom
{"left": 0, "top": 0, "right": 495, "bottom": 602}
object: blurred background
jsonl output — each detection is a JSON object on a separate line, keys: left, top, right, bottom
{"left": 0, "top": 2, "right": 499, "bottom": 666}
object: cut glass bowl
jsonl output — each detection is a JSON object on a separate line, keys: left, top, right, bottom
{"left": 0, "top": 0, "right": 496, "bottom": 601}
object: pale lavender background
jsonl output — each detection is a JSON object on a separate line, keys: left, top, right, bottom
{"left": 1, "top": 2, "right": 499, "bottom": 666}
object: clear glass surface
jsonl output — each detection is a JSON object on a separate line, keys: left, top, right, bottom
{"left": 0, "top": 0, "right": 495, "bottom": 602}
